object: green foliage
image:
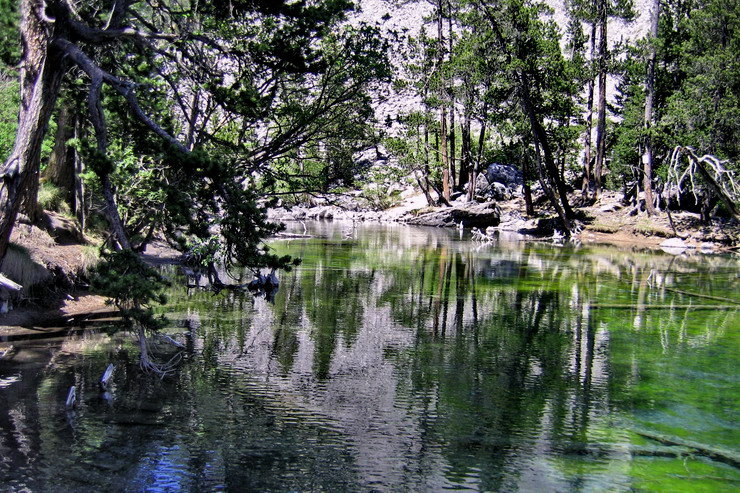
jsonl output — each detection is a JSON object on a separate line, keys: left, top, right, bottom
{"left": 659, "top": 0, "right": 740, "bottom": 164}
{"left": 0, "top": 0, "right": 19, "bottom": 70}
{"left": 183, "top": 236, "right": 223, "bottom": 268}
{"left": 361, "top": 184, "right": 403, "bottom": 211}
{"left": 0, "top": 78, "right": 18, "bottom": 163}
{"left": 91, "top": 249, "right": 169, "bottom": 331}
{"left": 608, "top": 0, "right": 740, "bottom": 198}
{"left": 610, "top": 48, "right": 647, "bottom": 189}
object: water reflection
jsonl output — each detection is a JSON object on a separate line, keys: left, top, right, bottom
{"left": 1, "top": 223, "right": 738, "bottom": 491}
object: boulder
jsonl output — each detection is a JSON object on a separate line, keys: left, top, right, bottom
{"left": 485, "top": 163, "right": 523, "bottom": 188}
{"left": 405, "top": 201, "right": 500, "bottom": 228}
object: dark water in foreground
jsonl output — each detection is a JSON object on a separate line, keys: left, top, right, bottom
{"left": 1, "top": 223, "right": 738, "bottom": 492}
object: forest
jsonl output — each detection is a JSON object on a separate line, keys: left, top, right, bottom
{"left": 0, "top": 0, "right": 737, "bottom": 319}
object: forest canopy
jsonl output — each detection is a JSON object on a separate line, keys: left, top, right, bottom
{"left": 0, "top": 0, "right": 737, "bottom": 261}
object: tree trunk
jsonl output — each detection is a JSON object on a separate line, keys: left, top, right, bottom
{"left": 440, "top": 107, "right": 451, "bottom": 202}
{"left": 447, "top": 11, "right": 456, "bottom": 191}
{"left": 437, "top": 0, "right": 451, "bottom": 202}
{"left": 45, "top": 103, "right": 76, "bottom": 200}
{"left": 462, "top": 104, "right": 472, "bottom": 201}
{"left": 186, "top": 89, "right": 200, "bottom": 151}
{"left": 449, "top": 91, "right": 456, "bottom": 191}
{"left": 522, "top": 151, "right": 535, "bottom": 216}
{"left": 73, "top": 118, "right": 86, "bottom": 229}
{"left": 593, "top": 0, "right": 608, "bottom": 200}
{"left": 520, "top": 75, "right": 574, "bottom": 235}
{"left": 641, "top": 0, "right": 659, "bottom": 216}
{"left": 581, "top": 21, "right": 597, "bottom": 198}
{"left": 416, "top": 123, "right": 435, "bottom": 206}
{"left": 0, "top": 2, "right": 64, "bottom": 262}
{"left": 468, "top": 102, "right": 488, "bottom": 202}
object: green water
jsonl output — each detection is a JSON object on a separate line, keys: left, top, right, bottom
{"left": 1, "top": 222, "right": 738, "bottom": 492}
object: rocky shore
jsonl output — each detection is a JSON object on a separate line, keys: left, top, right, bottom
{"left": 269, "top": 189, "right": 738, "bottom": 253}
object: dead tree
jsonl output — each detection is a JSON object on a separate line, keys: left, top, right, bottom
{"left": 666, "top": 147, "right": 739, "bottom": 221}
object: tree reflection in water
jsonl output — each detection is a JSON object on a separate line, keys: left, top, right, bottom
{"left": 0, "top": 222, "right": 738, "bottom": 491}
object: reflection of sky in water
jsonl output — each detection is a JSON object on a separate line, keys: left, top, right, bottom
{"left": 135, "top": 444, "right": 194, "bottom": 491}
{"left": 0, "top": 372, "right": 21, "bottom": 388}
{"left": 0, "top": 223, "right": 738, "bottom": 491}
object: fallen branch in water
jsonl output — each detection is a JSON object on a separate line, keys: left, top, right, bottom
{"left": 663, "top": 287, "right": 740, "bottom": 304}
{"left": 590, "top": 304, "right": 737, "bottom": 310}
{"left": 631, "top": 428, "right": 740, "bottom": 468}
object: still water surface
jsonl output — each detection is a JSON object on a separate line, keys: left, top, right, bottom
{"left": 1, "top": 223, "right": 738, "bottom": 492}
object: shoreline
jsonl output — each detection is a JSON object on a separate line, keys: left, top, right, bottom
{"left": 1, "top": 197, "right": 737, "bottom": 334}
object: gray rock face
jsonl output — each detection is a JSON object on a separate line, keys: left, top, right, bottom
{"left": 485, "top": 163, "right": 524, "bottom": 188}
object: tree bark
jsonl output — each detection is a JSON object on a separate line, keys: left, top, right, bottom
{"left": 45, "top": 103, "right": 76, "bottom": 199}
{"left": 593, "top": 0, "right": 608, "bottom": 200}
{"left": 521, "top": 151, "right": 535, "bottom": 216}
{"left": 520, "top": 75, "right": 574, "bottom": 235}
{"left": 0, "top": 1, "right": 65, "bottom": 261}
{"left": 462, "top": 103, "right": 472, "bottom": 201}
{"left": 437, "top": 0, "right": 451, "bottom": 202}
{"left": 440, "top": 106, "right": 451, "bottom": 202}
{"left": 468, "top": 102, "right": 488, "bottom": 202}
{"left": 581, "top": 21, "right": 597, "bottom": 198}
{"left": 641, "top": 0, "right": 659, "bottom": 216}
{"left": 447, "top": 10, "right": 456, "bottom": 191}
{"left": 416, "top": 122, "right": 435, "bottom": 206}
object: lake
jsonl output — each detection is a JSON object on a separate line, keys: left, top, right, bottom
{"left": 1, "top": 222, "right": 738, "bottom": 491}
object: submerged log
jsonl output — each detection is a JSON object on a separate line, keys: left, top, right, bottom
{"left": 631, "top": 428, "right": 740, "bottom": 468}
{"left": 590, "top": 304, "right": 737, "bottom": 310}
{"left": 99, "top": 364, "right": 114, "bottom": 389}
{"left": 65, "top": 386, "right": 76, "bottom": 408}
{"left": 663, "top": 287, "right": 740, "bottom": 304}
{"left": 0, "top": 274, "right": 21, "bottom": 292}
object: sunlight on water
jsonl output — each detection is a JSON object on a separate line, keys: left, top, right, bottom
{"left": 0, "top": 222, "right": 738, "bottom": 491}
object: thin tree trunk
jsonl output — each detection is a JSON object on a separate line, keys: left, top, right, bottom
{"left": 582, "top": 21, "right": 597, "bottom": 198}
{"left": 642, "top": 0, "right": 659, "bottom": 216}
{"left": 448, "top": 8, "right": 456, "bottom": 191}
{"left": 462, "top": 103, "right": 472, "bottom": 200}
{"left": 186, "top": 89, "right": 200, "bottom": 151}
{"left": 73, "top": 117, "right": 86, "bottom": 230}
{"left": 441, "top": 106, "right": 451, "bottom": 202}
{"left": 522, "top": 151, "right": 535, "bottom": 216}
{"left": 593, "top": 0, "right": 608, "bottom": 200}
{"left": 45, "top": 103, "right": 76, "bottom": 200}
{"left": 520, "top": 76, "right": 574, "bottom": 235}
{"left": 438, "top": 0, "right": 451, "bottom": 202}
{"left": 468, "top": 102, "right": 488, "bottom": 202}
{"left": 416, "top": 123, "right": 435, "bottom": 206}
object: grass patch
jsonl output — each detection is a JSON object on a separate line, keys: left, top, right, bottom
{"left": 38, "top": 182, "right": 71, "bottom": 215}
{"left": 588, "top": 221, "right": 621, "bottom": 234}
{"left": 1, "top": 243, "right": 50, "bottom": 288}
{"left": 79, "top": 245, "right": 100, "bottom": 277}
{"left": 635, "top": 220, "right": 673, "bottom": 238}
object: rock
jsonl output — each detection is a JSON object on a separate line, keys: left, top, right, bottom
{"left": 660, "top": 238, "right": 689, "bottom": 249}
{"left": 660, "top": 237, "right": 691, "bottom": 255}
{"left": 490, "top": 182, "right": 513, "bottom": 201}
{"left": 599, "top": 202, "right": 622, "bottom": 213}
{"left": 405, "top": 201, "right": 500, "bottom": 228}
{"left": 485, "top": 163, "right": 524, "bottom": 188}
